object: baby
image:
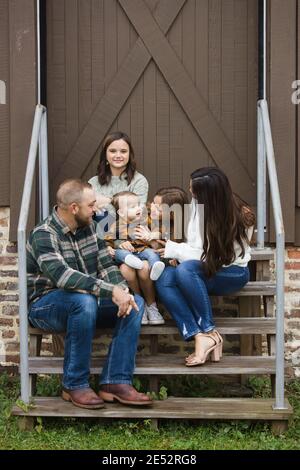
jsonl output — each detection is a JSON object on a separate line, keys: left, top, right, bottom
{"left": 104, "top": 191, "right": 165, "bottom": 325}
{"left": 106, "top": 191, "right": 166, "bottom": 280}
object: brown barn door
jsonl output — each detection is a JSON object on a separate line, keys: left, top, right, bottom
{"left": 47, "top": 0, "right": 257, "bottom": 205}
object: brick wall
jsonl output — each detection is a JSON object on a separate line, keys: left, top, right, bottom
{"left": 1, "top": 207, "right": 300, "bottom": 377}
{"left": 0, "top": 208, "right": 19, "bottom": 365}
{"left": 285, "top": 249, "right": 300, "bottom": 377}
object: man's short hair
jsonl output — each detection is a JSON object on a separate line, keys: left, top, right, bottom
{"left": 56, "top": 179, "right": 93, "bottom": 209}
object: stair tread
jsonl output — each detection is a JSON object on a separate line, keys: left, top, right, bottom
{"left": 29, "top": 317, "right": 276, "bottom": 336}
{"left": 250, "top": 248, "right": 274, "bottom": 261}
{"left": 235, "top": 281, "right": 275, "bottom": 296}
{"left": 11, "top": 396, "right": 292, "bottom": 420}
{"left": 27, "top": 355, "right": 281, "bottom": 375}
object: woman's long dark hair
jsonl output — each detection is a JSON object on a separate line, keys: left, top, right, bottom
{"left": 97, "top": 132, "right": 137, "bottom": 185}
{"left": 190, "top": 167, "right": 255, "bottom": 277}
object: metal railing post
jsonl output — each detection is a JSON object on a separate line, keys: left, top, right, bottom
{"left": 275, "top": 232, "right": 286, "bottom": 409}
{"left": 18, "top": 105, "right": 45, "bottom": 404}
{"left": 257, "top": 105, "right": 266, "bottom": 248}
{"left": 39, "top": 110, "right": 49, "bottom": 219}
{"left": 259, "top": 99, "right": 287, "bottom": 410}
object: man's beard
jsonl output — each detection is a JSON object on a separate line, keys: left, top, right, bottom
{"left": 75, "top": 212, "right": 91, "bottom": 228}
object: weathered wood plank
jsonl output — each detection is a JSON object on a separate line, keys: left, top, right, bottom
{"left": 0, "top": 0, "right": 10, "bottom": 205}
{"left": 9, "top": 0, "right": 37, "bottom": 240}
{"left": 119, "top": 0, "right": 255, "bottom": 203}
{"left": 65, "top": 0, "right": 79, "bottom": 153}
{"left": 239, "top": 297, "right": 255, "bottom": 359}
{"left": 168, "top": 7, "right": 184, "bottom": 188}
{"left": 245, "top": 249, "right": 274, "bottom": 261}
{"left": 29, "top": 317, "right": 276, "bottom": 337}
{"left": 235, "top": 282, "right": 276, "bottom": 296}
{"left": 209, "top": 0, "right": 222, "bottom": 122}
{"left": 298, "top": 0, "right": 300, "bottom": 208}
{"left": 269, "top": 0, "right": 296, "bottom": 242}
{"left": 12, "top": 397, "right": 292, "bottom": 420}
{"left": 247, "top": 0, "right": 258, "bottom": 181}
{"left": 27, "top": 355, "right": 280, "bottom": 375}
{"left": 51, "top": 0, "right": 186, "bottom": 193}
{"left": 234, "top": 0, "right": 248, "bottom": 168}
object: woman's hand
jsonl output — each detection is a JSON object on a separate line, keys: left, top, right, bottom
{"left": 134, "top": 225, "right": 152, "bottom": 242}
{"left": 155, "top": 248, "right": 165, "bottom": 257}
{"left": 95, "top": 194, "right": 112, "bottom": 210}
{"left": 119, "top": 241, "right": 135, "bottom": 252}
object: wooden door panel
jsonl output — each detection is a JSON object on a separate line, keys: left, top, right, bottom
{"left": 48, "top": 0, "right": 258, "bottom": 206}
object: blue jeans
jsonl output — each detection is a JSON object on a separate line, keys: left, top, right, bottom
{"left": 115, "top": 247, "right": 161, "bottom": 269}
{"left": 155, "top": 260, "right": 249, "bottom": 340}
{"left": 28, "top": 290, "right": 144, "bottom": 390}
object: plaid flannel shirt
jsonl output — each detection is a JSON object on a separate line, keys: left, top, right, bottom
{"left": 26, "top": 207, "right": 127, "bottom": 305}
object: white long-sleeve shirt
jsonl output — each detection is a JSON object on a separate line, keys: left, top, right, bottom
{"left": 164, "top": 200, "right": 253, "bottom": 267}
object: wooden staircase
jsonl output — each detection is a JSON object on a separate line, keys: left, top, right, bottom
{"left": 12, "top": 248, "right": 293, "bottom": 434}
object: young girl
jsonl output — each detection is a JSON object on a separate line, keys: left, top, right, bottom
{"left": 155, "top": 168, "right": 255, "bottom": 367}
{"left": 135, "top": 186, "right": 190, "bottom": 255}
{"left": 89, "top": 131, "right": 149, "bottom": 228}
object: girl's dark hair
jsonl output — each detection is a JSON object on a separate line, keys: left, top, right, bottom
{"left": 190, "top": 167, "right": 256, "bottom": 277}
{"left": 155, "top": 186, "right": 189, "bottom": 208}
{"left": 97, "top": 132, "right": 136, "bottom": 185}
{"left": 154, "top": 186, "right": 189, "bottom": 242}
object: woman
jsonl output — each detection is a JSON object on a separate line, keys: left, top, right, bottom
{"left": 89, "top": 131, "right": 149, "bottom": 215}
{"left": 155, "top": 167, "right": 255, "bottom": 367}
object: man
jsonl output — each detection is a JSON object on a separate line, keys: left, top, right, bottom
{"left": 27, "top": 179, "right": 152, "bottom": 409}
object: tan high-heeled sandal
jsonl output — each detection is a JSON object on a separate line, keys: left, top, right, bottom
{"left": 185, "top": 330, "right": 223, "bottom": 366}
{"left": 214, "top": 330, "right": 223, "bottom": 359}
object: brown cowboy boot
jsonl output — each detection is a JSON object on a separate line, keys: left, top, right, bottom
{"left": 98, "top": 384, "right": 153, "bottom": 406}
{"left": 62, "top": 387, "right": 105, "bottom": 409}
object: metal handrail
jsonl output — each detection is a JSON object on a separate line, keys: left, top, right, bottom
{"left": 257, "top": 99, "right": 286, "bottom": 410}
{"left": 18, "top": 104, "right": 48, "bottom": 403}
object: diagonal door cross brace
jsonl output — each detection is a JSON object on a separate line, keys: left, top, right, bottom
{"left": 119, "top": 0, "right": 255, "bottom": 202}
{"left": 52, "top": 0, "right": 186, "bottom": 191}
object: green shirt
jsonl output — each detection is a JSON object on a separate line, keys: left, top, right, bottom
{"left": 26, "top": 207, "right": 127, "bottom": 305}
{"left": 88, "top": 171, "right": 149, "bottom": 213}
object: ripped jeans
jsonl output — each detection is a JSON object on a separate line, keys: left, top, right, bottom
{"left": 155, "top": 260, "right": 249, "bottom": 341}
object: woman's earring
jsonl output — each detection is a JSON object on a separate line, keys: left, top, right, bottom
{"left": 106, "top": 160, "right": 109, "bottom": 166}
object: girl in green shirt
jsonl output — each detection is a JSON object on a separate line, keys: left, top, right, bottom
{"left": 88, "top": 131, "right": 149, "bottom": 215}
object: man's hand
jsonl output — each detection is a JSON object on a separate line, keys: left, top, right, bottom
{"left": 119, "top": 241, "right": 135, "bottom": 252}
{"left": 107, "top": 246, "right": 115, "bottom": 257}
{"left": 112, "top": 286, "right": 139, "bottom": 318}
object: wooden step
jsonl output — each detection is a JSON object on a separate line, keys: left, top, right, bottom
{"left": 27, "top": 355, "right": 280, "bottom": 375}
{"left": 12, "top": 396, "right": 292, "bottom": 421}
{"left": 29, "top": 317, "right": 276, "bottom": 337}
{"left": 234, "top": 281, "right": 275, "bottom": 296}
{"left": 250, "top": 248, "right": 274, "bottom": 261}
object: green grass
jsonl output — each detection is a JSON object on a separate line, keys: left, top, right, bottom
{"left": 0, "top": 372, "right": 300, "bottom": 450}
